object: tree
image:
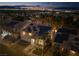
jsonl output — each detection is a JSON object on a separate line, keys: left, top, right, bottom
{"left": 52, "top": 44, "right": 61, "bottom": 56}
{"left": 46, "top": 14, "right": 64, "bottom": 42}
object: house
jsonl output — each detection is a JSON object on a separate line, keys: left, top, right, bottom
{"left": 55, "top": 27, "right": 78, "bottom": 43}
{"left": 21, "top": 23, "right": 51, "bottom": 48}
{"left": 54, "top": 27, "right": 79, "bottom": 55}
{"left": 0, "top": 20, "right": 20, "bottom": 39}
{"left": 0, "top": 17, "right": 51, "bottom": 50}
{"left": 0, "top": 16, "right": 31, "bottom": 39}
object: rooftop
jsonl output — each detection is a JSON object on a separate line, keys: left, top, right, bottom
{"left": 24, "top": 23, "right": 51, "bottom": 36}
{"left": 6, "top": 21, "right": 19, "bottom": 28}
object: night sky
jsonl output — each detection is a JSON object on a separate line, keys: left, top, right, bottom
{"left": 0, "top": 2, "right": 79, "bottom": 8}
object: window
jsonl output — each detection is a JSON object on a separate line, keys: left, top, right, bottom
{"left": 39, "top": 39, "right": 43, "bottom": 45}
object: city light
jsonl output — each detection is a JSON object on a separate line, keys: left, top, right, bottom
{"left": 56, "top": 12, "right": 60, "bottom": 14}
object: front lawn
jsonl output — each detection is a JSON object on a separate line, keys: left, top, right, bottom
{"left": 33, "top": 48, "right": 43, "bottom": 56}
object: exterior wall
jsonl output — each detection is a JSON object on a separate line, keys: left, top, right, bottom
{"left": 20, "top": 31, "right": 31, "bottom": 42}
{"left": 35, "top": 38, "right": 44, "bottom": 49}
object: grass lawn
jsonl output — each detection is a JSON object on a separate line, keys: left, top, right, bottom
{"left": 33, "top": 48, "right": 43, "bottom": 56}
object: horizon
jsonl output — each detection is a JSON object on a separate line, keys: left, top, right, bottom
{"left": 0, "top": 2, "right": 79, "bottom": 8}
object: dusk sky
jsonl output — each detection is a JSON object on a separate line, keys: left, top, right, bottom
{"left": 0, "top": 2, "right": 79, "bottom": 8}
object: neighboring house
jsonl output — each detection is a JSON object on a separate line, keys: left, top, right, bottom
{"left": 54, "top": 27, "right": 79, "bottom": 55}
{"left": 0, "top": 20, "right": 20, "bottom": 39}
{"left": 0, "top": 17, "right": 31, "bottom": 39}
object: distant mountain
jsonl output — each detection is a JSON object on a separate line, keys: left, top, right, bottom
{"left": 53, "top": 7, "right": 79, "bottom": 10}
{"left": 0, "top": 6, "right": 21, "bottom": 9}
{"left": 0, "top": 5, "right": 41, "bottom": 9}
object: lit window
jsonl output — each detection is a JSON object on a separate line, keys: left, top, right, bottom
{"left": 22, "top": 31, "right": 26, "bottom": 35}
{"left": 31, "top": 39, "right": 35, "bottom": 45}
{"left": 39, "top": 39, "right": 43, "bottom": 45}
{"left": 28, "top": 33, "right": 32, "bottom": 36}
{"left": 55, "top": 30, "right": 57, "bottom": 32}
